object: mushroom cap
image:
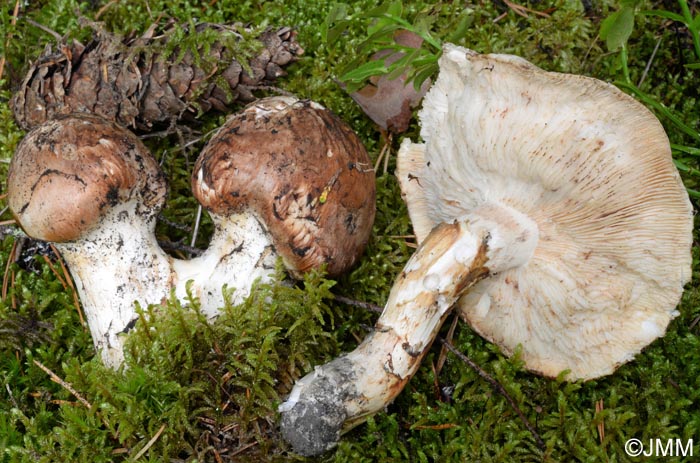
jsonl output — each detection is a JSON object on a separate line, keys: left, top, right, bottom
{"left": 7, "top": 114, "right": 167, "bottom": 242}
{"left": 396, "top": 44, "right": 694, "bottom": 380}
{"left": 192, "top": 96, "right": 376, "bottom": 277}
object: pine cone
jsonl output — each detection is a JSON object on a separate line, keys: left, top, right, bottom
{"left": 11, "top": 22, "right": 304, "bottom": 131}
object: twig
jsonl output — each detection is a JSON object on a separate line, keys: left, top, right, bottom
{"left": 438, "top": 338, "right": 545, "bottom": 450}
{"left": 49, "top": 244, "right": 86, "bottom": 329}
{"left": 0, "top": 0, "right": 20, "bottom": 82}
{"left": 501, "top": 0, "right": 551, "bottom": 18}
{"left": 190, "top": 205, "right": 203, "bottom": 253}
{"left": 332, "top": 294, "right": 383, "bottom": 314}
{"left": 158, "top": 239, "right": 204, "bottom": 257}
{"left": 387, "top": 234, "right": 418, "bottom": 248}
{"left": 132, "top": 423, "right": 167, "bottom": 460}
{"left": 581, "top": 33, "right": 600, "bottom": 73}
{"left": 32, "top": 359, "right": 92, "bottom": 409}
{"left": 42, "top": 255, "right": 68, "bottom": 288}
{"left": 373, "top": 131, "right": 390, "bottom": 174}
{"left": 689, "top": 313, "right": 700, "bottom": 330}
{"left": 595, "top": 398, "right": 609, "bottom": 462}
{"left": 33, "top": 357, "right": 120, "bottom": 442}
{"left": 595, "top": 399, "right": 605, "bottom": 442}
{"left": 493, "top": 11, "right": 508, "bottom": 23}
{"left": 139, "top": 124, "right": 198, "bottom": 141}
{"left": 0, "top": 219, "right": 17, "bottom": 226}
{"left": 413, "top": 423, "right": 459, "bottom": 430}
{"left": 6, "top": 383, "right": 19, "bottom": 409}
{"left": 24, "top": 18, "right": 63, "bottom": 42}
{"left": 435, "top": 314, "right": 459, "bottom": 376}
{"left": 157, "top": 214, "right": 192, "bottom": 232}
{"left": 228, "top": 441, "right": 258, "bottom": 458}
{"left": 2, "top": 239, "right": 20, "bottom": 300}
{"left": 94, "top": 0, "right": 117, "bottom": 20}
{"left": 240, "top": 84, "right": 295, "bottom": 96}
{"left": 638, "top": 37, "right": 663, "bottom": 87}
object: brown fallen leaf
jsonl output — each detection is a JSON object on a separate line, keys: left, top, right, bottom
{"left": 349, "top": 30, "right": 430, "bottom": 134}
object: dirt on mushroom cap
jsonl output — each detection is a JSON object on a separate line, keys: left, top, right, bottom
{"left": 192, "top": 96, "right": 376, "bottom": 277}
{"left": 7, "top": 114, "right": 167, "bottom": 242}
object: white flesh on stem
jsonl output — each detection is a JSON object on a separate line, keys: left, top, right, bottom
{"left": 172, "top": 212, "right": 278, "bottom": 318}
{"left": 279, "top": 202, "right": 538, "bottom": 456}
{"left": 60, "top": 203, "right": 280, "bottom": 367}
{"left": 57, "top": 200, "right": 173, "bottom": 368}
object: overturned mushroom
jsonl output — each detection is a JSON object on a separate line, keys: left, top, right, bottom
{"left": 190, "top": 96, "right": 376, "bottom": 294}
{"left": 280, "top": 44, "right": 693, "bottom": 455}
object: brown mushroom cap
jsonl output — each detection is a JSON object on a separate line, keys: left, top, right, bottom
{"left": 192, "top": 96, "right": 376, "bottom": 277}
{"left": 7, "top": 114, "right": 167, "bottom": 242}
{"left": 397, "top": 45, "right": 694, "bottom": 380}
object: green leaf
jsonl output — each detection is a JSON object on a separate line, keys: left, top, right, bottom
{"left": 687, "top": 188, "right": 700, "bottom": 198}
{"left": 323, "top": 2, "right": 350, "bottom": 44}
{"left": 340, "top": 59, "right": 390, "bottom": 83}
{"left": 671, "top": 143, "right": 700, "bottom": 156}
{"left": 640, "top": 9, "right": 686, "bottom": 23}
{"left": 409, "top": 61, "right": 438, "bottom": 90}
{"left": 619, "top": 0, "right": 642, "bottom": 7}
{"left": 385, "top": 46, "right": 422, "bottom": 80}
{"left": 385, "top": 0, "right": 403, "bottom": 18}
{"left": 359, "top": 23, "right": 404, "bottom": 53}
{"left": 326, "top": 22, "right": 350, "bottom": 45}
{"left": 326, "top": 3, "right": 349, "bottom": 25}
{"left": 617, "top": 81, "right": 700, "bottom": 141}
{"left": 365, "top": 2, "right": 403, "bottom": 36}
{"left": 600, "top": 6, "right": 636, "bottom": 51}
{"left": 445, "top": 11, "right": 474, "bottom": 43}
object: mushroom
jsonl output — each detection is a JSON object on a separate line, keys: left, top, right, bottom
{"left": 279, "top": 44, "right": 693, "bottom": 456}
{"left": 7, "top": 96, "right": 376, "bottom": 367}
{"left": 189, "top": 96, "right": 376, "bottom": 302}
{"left": 6, "top": 114, "right": 172, "bottom": 367}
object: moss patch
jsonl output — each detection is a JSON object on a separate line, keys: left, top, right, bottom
{"left": 1, "top": 0, "right": 699, "bottom": 462}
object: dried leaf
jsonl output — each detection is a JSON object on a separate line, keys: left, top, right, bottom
{"left": 349, "top": 30, "right": 430, "bottom": 133}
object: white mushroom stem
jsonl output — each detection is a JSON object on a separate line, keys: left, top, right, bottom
{"left": 172, "top": 211, "right": 278, "bottom": 318}
{"left": 7, "top": 114, "right": 302, "bottom": 370}
{"left": 59, "top": 204, "right": 280, "bottom": 367}
{"left": 56, "top": 200, "right": 173, "bottom": 367}
{"left": 280, "top": 202, "right": 538, "bottom": 456}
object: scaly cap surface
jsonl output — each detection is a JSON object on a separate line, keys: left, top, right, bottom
{"left": 192, "top": 96, "right": 376, "bottom": 277}
{"left": 8, "top": 114, "right": 167, "bottom": 242}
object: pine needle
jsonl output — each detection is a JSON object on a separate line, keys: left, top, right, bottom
{"left": 132, "top": 423, "right": 167, "bottom": 461}
{"left": 49, "top": 244, "right": 86, "bottom": 329}
{"left": 32, "top": 360, "right": 92, "bottom": 409}
{"left": 2, "top": 239, "right": 20, "bottom": 300}
{"left": 595, "top": 398, "right": 606, "bottom": 446}
{"left": 0, "top": 0, "right": 20, "bottom": 81}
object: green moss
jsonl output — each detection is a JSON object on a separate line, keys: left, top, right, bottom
{"left": 1, "top": 0, "right": 700, "bottom": 462}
